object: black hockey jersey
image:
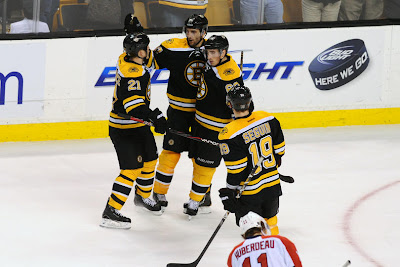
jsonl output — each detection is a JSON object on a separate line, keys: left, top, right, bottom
{"left": 196, "top": 55, "right": 243, "bottom": 132}
{"left": 218, "top": 111, "right": 285, "bottom": 198}
{"left": 109, "top": 53, "right": 152, "bottom": 129}
{"left": 148, "top": 38, "right": 206, "bottom": 112}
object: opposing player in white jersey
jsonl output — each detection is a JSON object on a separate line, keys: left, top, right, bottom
{"left": 228, "top": 211, "right": 302, "bottom": 267}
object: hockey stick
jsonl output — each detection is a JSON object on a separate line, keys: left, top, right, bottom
{"left": 117, "top": 113, "right": 219, "bottom": 146}
{"left": 228, "top": 49, "right": 253, "bottom": 54}
{"left": 168, "top": 128, "right": 219, "bottom": 147}
{"left": 166, "top": 157, "right": 265, "bottom": 267}
{"left": 240, "top": 50, "right": 244, "bottom": 71}
{"left": 118, "top": 113, "right": 294, "bottom": 183}
{"left": 117, "top": 113, "right": 153, "bottom": 127}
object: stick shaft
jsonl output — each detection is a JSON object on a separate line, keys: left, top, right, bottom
{"left": 167, "top": 157, "right": 265, "bottom": 267}
{"left": 240, "top": 50, "right": 244, "bottom": 71}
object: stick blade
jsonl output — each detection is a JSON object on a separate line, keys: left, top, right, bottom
{"left": 279, "top": 174, "right": 295, "bottom": 183}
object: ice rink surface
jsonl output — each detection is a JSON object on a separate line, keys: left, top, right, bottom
{"left": 1, "top": 125, "right": 399, "bottom": 267}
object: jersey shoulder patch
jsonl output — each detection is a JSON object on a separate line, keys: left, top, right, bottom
{"left": 161, "top": 38, "right": 189, "bottom": 49}
{"left": 118, "top": 53, "right": 145, "bottom": 78}
{"left": 214, "top": 55, "right": 242, "bottom": 81}
{"left": 218, "top": 111, "right": 275, "bottom": 140}
{"left": 218, "top": 121, "right": 242, "bottom": 140}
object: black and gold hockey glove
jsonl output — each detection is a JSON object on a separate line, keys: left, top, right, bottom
{"left": 124, "top": 14, "right": 144, "bottom": 34}
{"left": 219, "top": 187, "right": 238, "bottom": 213}
{"left": 148, "top": 108, "right": 167, "bottom": 134}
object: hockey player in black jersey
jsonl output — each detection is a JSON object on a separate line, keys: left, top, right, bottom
{"left": 218, "top": 85, "right": 285, "bottom": 235}
{"left": 100, "top": 33, "right": 167, "bottom": 229}
{"left": 147, "top": 14, "right": 209, "bottom": 211}
{"left": 184, "top": 35, "right": 244, "bottom": 217}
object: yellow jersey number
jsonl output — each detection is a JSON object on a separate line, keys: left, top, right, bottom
{"left": 248, "top": 135, "right": 276, "bottom": 175}
{"left": 225, "top": 81, "right": 241, "bottom": 93}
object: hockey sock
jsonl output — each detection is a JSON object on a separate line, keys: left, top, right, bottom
{"left": 266, "top": 216, "right": 279, "bottom": 235}
{"left": 136, "top": 160, "right": 157, "bottom": 198}
{"left": 153, "top": 150, "right": 180, "bottom": 195}
{"left": 108, "top": 169, "right": 141, "bottom": 210}
{"left": 189, "top": 160, "right": 216, "bottom": 202}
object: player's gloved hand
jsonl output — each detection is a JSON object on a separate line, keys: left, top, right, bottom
{"left": 148, "top": 108, "right": 167, "bottom": 134}
{"left": 219, "top": 188, "right": 238, "bottom": 213}
{"left": 124, "top": 14, "right": 144, "bottom": 34}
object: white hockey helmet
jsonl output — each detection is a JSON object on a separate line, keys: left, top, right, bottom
{"left": 239, "top": 211, "right": 266, "bottom": 235}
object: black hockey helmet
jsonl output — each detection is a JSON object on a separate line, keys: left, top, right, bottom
{"left": 123, "top": 33, "right": 150, "bottom": 57}
{"left": 226, "top": 85, "right": 253, "bottom": 111}
{"left": 183, "top": 14, "right": 208, "bottom": 34}
{"left": 205, "top": 35, "right": 229, "bottom": 53}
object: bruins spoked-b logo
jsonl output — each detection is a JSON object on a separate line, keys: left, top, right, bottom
{"left": 185, "top": 60, "right": 205, "bottom": 87}
{"left": 146, "top": 81, "right": 151, "bottom": 101}
{"left": 223, "top": 68, "right": 235, "bottom": 76}
{"left": 197, "top": 76, "right": 207, "bottom": 100}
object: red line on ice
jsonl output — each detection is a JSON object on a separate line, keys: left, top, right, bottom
{"left": 343, "top": 180, "right": 400, "bottom": 267}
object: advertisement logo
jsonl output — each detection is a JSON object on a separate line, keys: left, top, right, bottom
{"left": 0, "top": 71, "right": 24, "bottom": 105}
{"left": 309, "top": 39, "right": 369, "bottom": 90}
{"left": 95, "top": 61, "right": 304, "bottom": 87}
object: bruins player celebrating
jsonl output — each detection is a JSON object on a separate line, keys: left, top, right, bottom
{"left": 218, "top": 85, "right": 285, "bottom": 235}
{"left": 100, "top": 33, "right": 167, "bottom": 229}
{"left": 184, "top": 35, "right": 244, "bottom": 217}
{"left": 148, "top": 14, "right": 209, "bottom": 210}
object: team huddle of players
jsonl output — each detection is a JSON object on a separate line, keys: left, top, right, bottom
{"left": 100, "top": 13, "right": 302, "bottom": 266}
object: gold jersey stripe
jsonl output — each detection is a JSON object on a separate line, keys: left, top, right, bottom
{"left": 126, "top": 102, "right": 145, "bottom": 113}
{"left": 195, "top": 117, "right": 224, "bottom": 132}
{"left": 227, "top": 166, "right": 247, "bottom": 174}
{"left": 123, "top": 95, "right": 145, "bottom": 105}
{"left": 242, "top": 179, "right": 280, "bottom": 195}
{"left": 247, "top": 170, "right": 279, "bottom": 186}
{"left": 109, "top": 121, "right": 145, "bottom": 129}
{"left": 195, "top": 110, "right": 233, "bottom": 123}
{"left": 170, "top": 103, "right": 195, "bottom": 112}
{"left": 110, "top": 112, "right": 124, "bottom": 119}
{"left": 225, "top": 157, "right": 247, "bottom": 166}
{"left": 274, "top": 141, "right": 285, "bottom": 149}
{"left": 167, "top": 93, "right": 196, "bottom": 103}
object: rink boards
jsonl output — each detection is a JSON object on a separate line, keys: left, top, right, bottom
{"left": 1, "top": 25, "right": 400, "bottom": 141}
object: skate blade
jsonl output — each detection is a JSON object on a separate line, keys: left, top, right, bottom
{"left": 198, "top": 206, "right": 211, "bottom": 214}
{"left": 100, "top": 218, "right": 131, "bottom": 229}
{"left": 141, "top": 207, "right": 163, "bottom": 216}
{"left": 183, "top": 208, "right": 197, "bottom": 220}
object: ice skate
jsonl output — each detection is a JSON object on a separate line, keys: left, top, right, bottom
{"left": 198, "top": 189, "right": 212, "bottom": 214}
{"left": 183, "top": 199, "right": 200, "bottom": 220}
{"left": 100, "top": 204, "right": 131, "bottom": 229}
{"left": 134, "top": 192, "right": 163, "bottom": 215}
{"left": 153, "top": 193, "right": 168, "bottom": 212}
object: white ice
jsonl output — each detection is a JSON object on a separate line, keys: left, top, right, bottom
{"left": 1, "top": 125, "right": 399, "bottom": 267}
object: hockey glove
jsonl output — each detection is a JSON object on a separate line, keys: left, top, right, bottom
{"left": 219, "top": 188, "right": 238, "bottom": 213}
{"left": 148, "top": 108, "right": 167, "bottom": 134}
{"left": 124, "top": 14, "right": 144, "bottom": 34}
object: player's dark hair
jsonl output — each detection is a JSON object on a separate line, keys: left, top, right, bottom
{"left": 243, "top": 227, "right": 262, "bottom": 239}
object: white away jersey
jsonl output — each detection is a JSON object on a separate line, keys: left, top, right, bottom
{"left": 227, "top": 235, "right": 302, "bottom": 267}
